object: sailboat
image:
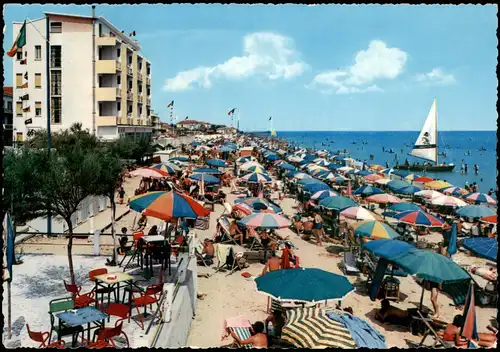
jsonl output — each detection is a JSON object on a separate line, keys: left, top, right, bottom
{"left": 395, "top": 98, "right": 455, "bottom": 172}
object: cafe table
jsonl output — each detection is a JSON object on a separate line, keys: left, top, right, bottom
{"left": 142, "top": 235, "right": 171, "bottom": 277}
{"left": 94, "top": 272, "right": 134, "bottom": 321}
{"left": 56, "top": 306, "right": 108, "bottom": 341}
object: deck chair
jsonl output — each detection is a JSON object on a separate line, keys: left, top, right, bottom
{"left": 223, "top": 316, "right": 253, "bottom": 348}
{"left": 216, "top": 217, "right": 240, "bottom": 245}
{"left": 213, "top": 244, "right": 233, "bottom": 274}
{"left": 193, "top": 236, "right": 212, "bottom": 267}
{"left": 416, "top": 310, "right": 453, "bottom": 349}
{"left": 341, "top": 251, "right": 360, "bottom": 275}
{"left": 221, "top": 203, "right": 233, "bottom": 216}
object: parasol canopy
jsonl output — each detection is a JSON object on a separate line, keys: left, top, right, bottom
{"left": 238, "top": 213, "right": 291, "bottom": 229}
{"left": 456, "top": 205, "right": 496, "bottom": 219}
{"left": 319, "top": 196, "right": 358, "bottom": 211}
{"left": 240, "top": 172, "right": 272, "bottom": 183}
{"left": 189, "top": 173, "right": 220, "bottom": 184}
{"left": 351, "top": 220, "right": 400, "bottom": 239}
{"left": 365, "top": 193, "right": 402, "bottom": 204}
{"left": 463, "top": 192, "right": 497, "bottom": 205}
{"left": 462, "top": 238, "right": 497, "bottom": 262}
{"left": 130, "top": 167, "right": 169, "bottom": 178}
{"left": 393, "top": 210, "right": 444, "bottom": 227}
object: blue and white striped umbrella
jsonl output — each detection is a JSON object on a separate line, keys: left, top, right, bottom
{"left": 206, "top": 159, "right": 226, "bottom": 168}
{"left": 240, "top": 172, "right": 272, "bottom": 183}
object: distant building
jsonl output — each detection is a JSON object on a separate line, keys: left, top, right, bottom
{"left": 175, "top": 119, "right": 211, "bottom": 131}
{"left": 151, "top": 110, "right": 161, "bottom": 131}
{"left": 216, "top": 126, "right": 237, "bottom": 135}
{"left": 3, "top": 86, "right": 14, "bottom": 146}
{"left": 11, "top": 11, "right": 153, "bottom": 143}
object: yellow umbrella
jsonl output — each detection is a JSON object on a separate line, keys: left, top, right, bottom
{"left": 370, "top": 164, "right": 384, "bottom": 171}
{"left": 424, "top": 180, "right": 452, "bottom": 190}
{"left": 350, "top": 220, "right": 400, "bottom": 239}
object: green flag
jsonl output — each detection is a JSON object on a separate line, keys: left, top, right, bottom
{"left": 7, "top": 20, "right": 27, "bottom": 57}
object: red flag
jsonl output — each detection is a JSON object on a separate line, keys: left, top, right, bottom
{"left": 228, "top": 108, "right": 236, "bottom": 116}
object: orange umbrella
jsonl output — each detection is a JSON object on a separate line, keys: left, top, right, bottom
{"left": 480, "top": 215, "right": 497, "bottom": 224}
{"left": 413, "top": 176, "right": 433, "bottom": 183}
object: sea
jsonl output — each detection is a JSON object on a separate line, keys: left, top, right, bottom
{"left": 254, "top": 131, "right": 498, "bottom": 192}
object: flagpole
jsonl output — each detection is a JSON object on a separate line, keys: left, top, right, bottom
{"left": 45, "top": 14, "right": 52, "bottom": 237}
{"left": 237, "top": 108, "right": 240, "bottom": 132}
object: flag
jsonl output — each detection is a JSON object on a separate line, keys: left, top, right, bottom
{"left": 269, "top": 116, "right": 272, "bottom": 121}
{"left": 228, "top": 108, "right": 236, "bottom": 116}
{"left": 20, "top": 82, "right": 28, "bottom": 89}
{"left": 2, "top": 213, "right": 15, "bottom": 281}
{"left": 22, "top": 106, "right": 30, "bottom": 112}
{"left": 7, "top": 20, "right": 26, "bottom": 57}
{"left": 19, "top": 94, "right": 29, "bottom": 101}
{"left": 185, "top": 116, "right": 189, "bottom": 120}
{"left": 129, "top": 30, "right": 136, "bottom": 37}
{"left": 24, "top": 72, "right": 28, "bottom": 80}
{"left": 24, "top": 118, "right": 33, "bottom": 125}
{"left": 167, "top": 100, "right": 174, "bottom": 108}
{"left": 20, "top": 59, "right": 27, "bottom": 65}
{"left": 461, "top": 282, "right": 479, "bottom": 341}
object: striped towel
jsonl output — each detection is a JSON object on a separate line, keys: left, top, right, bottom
{"left": 221, "top": 316, "right": 252, "bottom": 341}
{"left": 232, "top": 327, "right": 253, "bottom": 348}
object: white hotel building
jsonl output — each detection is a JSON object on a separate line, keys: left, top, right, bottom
{"left": 12, "top": 11, "right": 153, "bottom": 143}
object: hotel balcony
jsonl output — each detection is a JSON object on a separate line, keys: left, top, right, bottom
{"left": 126, "top": 91, "right": 133, "bottom": 101}
{"left": 116, "top": 61, "right": 122, "bottom": 71}
{"left": 127, "top": 117, "right": 133, "bottom": 125}
{"left": 96, "top": 116, "right": 119, "bottom": 127}
{"left": 138, "top": 94, "right": 144, "bottom": 103}
{"left": 137, "top": 72, "right": 143, "bottom": 81}
{"left": 146, "top": 98, "right": 151, "bottom": 106}
{"left": 96, "top": 87, "right": 121, "bottom": 101}
{"left": 96, "top": 36, "right": 117, "bottom": 46}
{"left": 96, "top": 60, "right": 119, "bottom": 74}
{"left": 146, "top": 77, "right": 151, "bottom": 85}
{"left": 127, "top": 65, "right": 133, "bottom": 76}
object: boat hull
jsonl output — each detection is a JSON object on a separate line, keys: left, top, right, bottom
{"left": 394, "top": 164, "right": 455, "bottom": 172}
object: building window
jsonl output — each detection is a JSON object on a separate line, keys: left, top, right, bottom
{"left": 35, "top": 73, "right": 42, "bottom": 88}
{"left": 127, "top": 80, "right": 132, "bottom": 90}
{"left": 98, "top": 23, "right": 103, "bottom": 37}
{"left": 16, "top": 50, "right": 22, "bottom": 60}
{"left": 147, "top": 65, "right": 150, "bottom": 75}
{"left": 51, "top": 97, "right": 62, "bottom": 124}
{"left": 35, "top": 45, "right": 42, "bottom": 60}
{"left": 117, "top": 75, "right": 121, "bottom": 85}
{"left": 147, "top": 88, "right": 150, "bottom": 96}
{"left": 51, "top": 71, "right": 62, "bottom": 95}
{"left": 16, "top": 132, "right": 23, "bottom": 142}
{"left": 16, "top": 102, "right": 23, "bottom": 116}
{"left": 117, "top": 101, "right": 121, "bottom": 112}
{"left": 50, "top": 22, "right": 62, "bottom": 33}
{"left": 8, "top": 101, "right": 13, "bottom": 111}
{"left": 138, "top": 105, "right": 143, "bottom": 115}
{"left": 50, "top": 46, "right": 62, "bottom": 68}
{"left": 35, "top": 102, "right": 42, "bottom": 116}
{"left": 117, "top": 48, "right": 120, "bottom": 58}
{"left": 16, "top": 73, "right": 23, "bottom": 88}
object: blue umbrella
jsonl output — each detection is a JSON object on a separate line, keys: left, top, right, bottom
{"left": 169, "top": 156, "right": 189, "bottom": 162}
{"left": 255, "top": 268, "right": 355, "bottom": 302}
{"left": 356, "top": 170, "right": 373, "bottom": 176}
{"left": 218, "top": 146, "right": 235, "bottom": 153}
{"left": 447, "top": 223, "right": 458, "bottom": 256}
{"left": 353, "top": 185, "right": 384, "bottom": 197}
{"left": 456, "top": 205, "right": 496, "bottom": 219}
{"left": 462, "top": 238, "right": 497, "bottom": 262}
{"left": 394, "top": 185, "right": 422, "bottom": 195}
{"left": 303, "top": 154, "right": 316, "bottom": 161}
{"left": 298, "top": 178, "right": 324, "bottom": 186}
{"left": 328, "top": 164, "right": 342, "bottom": 170}
{"left": 298, "top": 159, "right": 309, "bottom": 165}
{"left": 206, "top": 159, "right": 226, "bottom": 168}
{"left": 319, "top": 196, "right": 358, "bottom": 211}
{"left": 193, "top": 168, "right": 223, "bottom": 175}
{"left": 266, "top": 154, "right": 279, "bottom": 161}
{"left": 191, "top": 141, "right": 201, "bottom": 146}
{"left": 189, "top": 173, "right": 220, "bottom": 184}
{"left": 388, "top": 203, "right": 422, "bottom": 213}
{"left": 362, "top": 239, "right": 415, "bottom": 258}
{"left": 304, "top": 183, "right": 330, "bottom": 194}
{"left": 387, "top": 180, "right": 412, "bottom": 191}
{"left": 279, "top": 163, "right": 296, "bottom": 171}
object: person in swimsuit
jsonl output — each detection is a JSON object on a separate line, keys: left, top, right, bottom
{"left": 375, "top": 299, "right": 411, "bottom": 326}
{"left": 312, "top": 211, "right": 324, "bottom": 246}
{"left": 438, "top": 315, "right": 497, "bottom": 348}
{"left": 261, "top": 251, "right": 281, "bottom": 276}
{"left": 230, "top": 321, "right": 268, "bottom": 348}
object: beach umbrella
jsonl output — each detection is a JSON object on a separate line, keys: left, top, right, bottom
{"left": 130, "top": 167, "right": 169, "bottom": 178}
{"left": 316, "top": 171, "right": 336, "bottom": 181}
{"left": 328, "top": 164, "right": 342, "bottom": 170}
{"left": 338, "top": 166, "right": 354, "bottom": 173}
{"left": 394, "top": 185, "right": 422, "bottom": 195}
{"left": 463, "top": 193, "right": 497, "bottom": 205}
{"left": 189, "top": 173, "right": 220, "bottom": 184}
{"left": 404, "top": 174, "right": 420, "bottom": 181}
{"left": 388, "top": 202, "right": 422, "bottom": 213}
{"left": 441, "top": 187, "right": 469, "bottom": 197}
{"left": 370, "top": 164, "right": 385, "bottom": 171}
{"left": 319, "top": 196, "right": 358, "bottom": 211}
{"left": 424, "top": 180, "right": 453, "bottom": 190}
{"left": 314, "top": 159, "right": 330, "bottom": 167}
{"left": 236, "top": 156, "right": 251, "bottom": 163}
{"left": 393, "top": 210, "right": 444, "bottom": 227}
{"left": 287, "top": 155, "right": 303, "bottom": 163}
{"left": 246, "top": 165, "right": 267, "bottom": 174}
{"left": 235, "top": 197, "right": 282, "bottom": 213}
{"left": 279, "top": 163, "right": 296, "bottom": 171}
{"left": 151, "top": 162, "right": 180, "bottom": 174}
{"left": 375, "top": 178, "right": 391, "bottom": 185}
{"left": 456, "top": 205, "right": 496, "bottom": 219}
{"left": 240, "top": 161, "right": 262, "bottom": 170}
{"left": 447, "top": 223, "right": 458, "bottom": 257}
{"left": 461, "top": 283, "right": 479, "bottom": 343}
{"left": 240, "top": 172, "right": 272, "bottom": 183}
{"left": 462, "top": 238, "right": 497, "bottom": 262}
{"left": 380, "top": 168, "right": 396, "bottom": 175}
{"left": 169, "top": 159, "right": 188, "bottom": 167}
{"left": 266, "top": 154, "right": 279, "bottom": 161}
{"left": 365, "top": 193, "right": 402, "bottom": 204}
{"left": 255, "top": 268, "right": 355, "bottom": 303}
{"left": 311, "top": 190, "right": 338, "bottom": 201}
{"left": 196, "top": 145, "right": 211, "bottom": 152}
{"left": 340, "top": 207, "right": 380, "bottom": 221}
{"left": 414, "top": 190, "right": 444, "bottom": 200}
{"left": 129, "top": 191, "right": 210, "bottom": 221}
{"left": 191, "top": 141, "right": 201, "bottom": 146}
{"left": 298, "top": 178, "right": 324, "bottom": 186}
{"left": 281, "top": 307, "right": 356, "bottom": 349}
{"left": 309, "top": 167, "right": 329, "bottom": 176}
{"left": 352, "top": 220, "right": 400, "bottom": 239}
{"left": 232, "top": 203, "right": 253, "bottom": 216}
{"left": 238, "top": 213, "right": 291, "bottom": 229}
{"left": 218, "top": 146, "right": 235, "bottom": 153}
{"left": 169, "top": 156, "right": 190, "bottom": 162}
{"left": 353, "top": 185, "right": 384, "bottom": 197}
{"left": 355, "top": 170, "right": 373, "bottom": 176}
{"left": 387, "top": 179, "right": 412, "bottom": 191}
{"left": 362, "top": 239, "right": 415, "bottom": 259}
{"left": 333, "top": 174, "right": 348, "bottom": 184}
{"left": 304, "top": 182, "right": 330, "bottom": 194}
{"left": 413, "top": 176, "right": 433, "bottom": 183}
{"left": 291, "top": 172, "right": 313, "bottom": 180}
{"left": 206, "top": 159, "right": 226, "bottom": 168}
{"left": 364, "top": 173, "right": 383, "bottom": 183}
{"left": 480, "top": 215, "right": 497, "bottom": 224}
{"left": 431, "top": 195, "right": 467, "bottom": 207}
{"left": 193, "top": 167, "right": 223, "bottom": 175}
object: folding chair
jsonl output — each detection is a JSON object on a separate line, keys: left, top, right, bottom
{"left": 120, "top": 231, "right": 145, "bottom": 271}
{"left": 230, "top": 327, "right": 253, "bottom": 348}
{"left": 341, "top": 251, "right": 360, "bottom": 275}
{"left": 416, "top": 310, "right": 453, "bottom": 349}
{"left": 217, "top": 217, "right": 240, "bottom": 245}
{"left": 221, "top": 202, "right": 233, "bottom": 216}
{"left": 213, "top": 244, "right": 233, "bottom": 274}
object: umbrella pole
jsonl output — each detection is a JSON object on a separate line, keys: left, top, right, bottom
{"left": 419, "top": 284, "right": 425, "bottom": 312}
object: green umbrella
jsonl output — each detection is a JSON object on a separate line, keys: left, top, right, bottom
{"left": 319, "top": 196, "right": 358, "bottom": 211}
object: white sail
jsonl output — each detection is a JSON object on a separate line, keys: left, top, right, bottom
{"left": 409, "top": 98, "right": 438, "bottom": 163}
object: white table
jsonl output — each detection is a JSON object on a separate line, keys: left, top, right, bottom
{"left": 142, "top": 235, "right": 166, "bottom": 243}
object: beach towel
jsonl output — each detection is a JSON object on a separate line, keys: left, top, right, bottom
{"left": 221, "top": 316, "right": 252, "bottom": 341}
{"left": 470, "top": 266, "right": 497, "bottom": 282}
{"left": 326, "top": 312, "right": 387, "bottom": 349}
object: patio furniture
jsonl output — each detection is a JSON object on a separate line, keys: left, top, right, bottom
{"left": 119, "top": 231, "right": 146, "bottom": 271}
{"left": 416, "top": 311, "right": 452, "bottom": 348}
{"left": 83, "top": 322, "right": 129, "bottom": 348}
{"left": 56, "top": 306, "right": 108, "bottom": 341}
{"left": 92, "top": 303, "right": 130, "bottom": 344}
{"left": 216, "top": 216, "right": 240, "bottom": 245}
{"left": 132, "top": 283, "right": 164, "bottom": 329}
{"left": 27, "top": 324, "right": 66, "bottom": 348}
{"left": 141, "top": 235, "right": 171, "bottom": 277}
{"left": 89, "top": 268, "right": 117, "bottom": 309}
{"left": 48, "top": 297, "right": 85, "bottom": 347}
{"left": 341, "top": 251, "right": 360, "bottom": 275}
{"left": 93, "top": 272, "right": 134, "bottom": 322}
{"left": 63, "top": 280, "right": 96, "bottom": 308}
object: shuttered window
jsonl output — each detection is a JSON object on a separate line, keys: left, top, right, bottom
{"left": 16, "top": 102, "right": 23, "bottom": 116}
{"left": 35, "top": 102, "right": 42, "bottom": 116}
{"left": 16, "top": 74, "right": 22, "bottom": 88}
{"left": 35, "top": 73, "right": 42, "bottom": 88}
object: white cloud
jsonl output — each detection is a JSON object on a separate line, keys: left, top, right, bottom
{"left": 415, "top": 68, "right": 456, "bottom": 85}
{"left": 163, "top": 32, "right": 307, "bottom": 92}
{"left": 307, "top": 40, "right": 408, "bottom": 94}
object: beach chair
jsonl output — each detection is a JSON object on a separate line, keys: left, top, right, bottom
{"left": 223, "top": 316, "right": 254, "bottom": 348}
{"left": 416, "top": 311, "right": 453, "bottom": 349}
{"left": 230, "top": 326, "right": 253, "bottom": 348}
{"left": 26, "top": 324, "right": 66, "bottom": 349}
{"left": 48, "top": 297, "right": 84, "bottom": 346}
{"left": 120, "top": 231, "right": 146, "bottom": 271}
{"left": 63, "top": 280, "right": 96, "bottom": 308}
{"left": 193, "top": 236, "right": 212, "bottom": 267}
{"left": 216, "top": 216, "right": 240, "bottom": 245}
{"left": 213, "top": 244, "right": 233, "bottom": 274}
{"left": 341, "top": 251, "right": 360, "bottom": 275}
{"left": 83, "top": 322, "right": 129, "bottom": 348}
{"left": 132, "top": 283, "right": 164, "bottom": 329}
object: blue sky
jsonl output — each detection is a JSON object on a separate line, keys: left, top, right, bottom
{"left": 4, "top": 4, "right": 498, "bottom": 131}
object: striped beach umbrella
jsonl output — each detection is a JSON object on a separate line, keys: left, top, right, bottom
{"left": 240, "top": 161, "right": 262, "bottom": 170}
{"left": 480, "top": 214, "right": 497, "bottom": 224}
{"left": 413, "top": 176, "right": 433, "bottom": 183}
{"left": 304, "top": 182, "right": 330, "bottom": 194}
{"left": 240, "top": 172, "right": 272, "bottom": 183}
{"left": 246, "top": 165, "right": 267, "bottom": 174}
{"left": 279, "top": 163, "right": 296, "bottom": 171}
{"left": 314, "top": 159, "right": 330, "bottom": 167}
{"left": 456, "top": 205, "right": 496, "bottom": 219}
{"left": 364, "top": 173, "right": 383, "bottom": 183}
{"left": 281, "top": 308, "right": 356, "bottom": 349}
{"left": 189, "top": 173, "right": 220, "bottom": 184}
{"left": 365, "top": 193, "right": 402, "bottom": 204}
{"left": 414, "top": 190, "right": 444, "bottom": 200}
{"left": 151, "top": 162, "right": 180, "bottom": 174}
{"left": 316, "top": 171, "right": 336, "bottom": 181}
{"left": 130, "top": 167, "right": 169, "bottom": 178}
{"left": 193, "top": 168, "right": 223, "bottom": 175}
{"left": 338, "top": 166, "right": 354, "bottom": 173}
{"left": 370, "top": 164, "right": 385, "bottom": 171}
{"left": 340, "top": 206, "right": 380, "bottom": 221}
{"left": 431, "top": 195, "right": 467, "bottom": 207}
{"left": 404, "top": 173, "right": 420, "bottom": 181}
{"left": 206, "top": 159, "right": 226, "bottom": 168}
{"left": 353, "top": 185, "right": 384, "bottom": 197}
{"left": 319, "top": 196, "right": 358, "bottom": 211}
{"left": 235, "top": 197, "right": 282, "bottom": 213}
{"left": 238, "top": 213, "right": 291, "bottom": 229}
{"left": 352, "top": 220, "right": 400, "bottom": 239}
{"left": 394, "top": 185, "right": 422, "bottom": 195}
{"left": 129, "top": 191, "right": 210, "bottom": 221}
{"left": 311, "top": 190, "right": 338, "bottom": 201}
{"left": 424, "top": 180, "right": 453, "bottom": 190}
{"left": 333, "top": 174, "right": 348, "bottom": 184}
{"left": 441, "top": 186, "right": 469, "bottom": 197}
{"left": 393, "top": 210, "right": 444, "bottom": 227}
{"left": 375, "top": 178, "right": 392, "bottom": 185}
{"left": 463, "top": 192, "right": 497, "bottom": 205}
{"left": 387, "top": 179, "right": 412, "bottom": 191}
{"left": 232, "top": 203, "right": 253, "bottom": 216}
{"left": 169, "top": 156, "right": 189, "bottom": 162}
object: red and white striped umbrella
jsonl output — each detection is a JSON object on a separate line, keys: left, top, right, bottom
{"left": 463, "top": 193, "right": 497, "bottom": 205}
{"left": 365, "top": 193, "right": 402, "bottom": 204}
{"left": 364, "top": 173, "right": 383, "bottom": 183}
{"left": 130, "top": 167, "right": 169, "bottom": 178}
{"left": 431, "top": 195, "right": 467, "bottom": 207}
{"left": 414, "top": 190, "right": 444, "bottom": 200}
{"left": 340, "top": 206, "right": 379, "bottom": 221}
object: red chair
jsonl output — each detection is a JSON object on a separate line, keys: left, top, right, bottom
{"left": 89, "top": 268, "right": 116, "bottom": 308}
{"left": 83, "top": 322, "right": 129, "bottom": 348}
{"left": 27, "top": 324, "right": 66, "bottom": 348}
{"left": 92, "top": 303, "right": 130, "bottom": 343}
{"left": 63, "top": 280, "right": 96, "bottom": 308}
{"left": 132, "top": 283, "right": 164, "bottom": 329}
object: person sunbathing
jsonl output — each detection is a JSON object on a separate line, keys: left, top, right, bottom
{"left": 230, "top": 321, "right": 268, "bottom": 348}
{"left": 200, "top": 239, "right": 215, "bottom": 262}
{"left": 229, "top": 220, "right": 244, "bottom": 246}
{"left": 136, "top": 215, "right": 148, "bottom": 231}
{"left": 437, "top": 315, "right": 497, "bottom": 348}
{"left": 375, "top": 299, "right": 411, "bottom": 326}
{"left": 261, "top": 251, "right": 282, "bottom": 276}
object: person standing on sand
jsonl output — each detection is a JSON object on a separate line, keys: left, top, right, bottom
{"left": 118, "top": 187, "right": 126, "bottom": 204}
{"left": 312, "top": 211, "right": 324, "bottom": 247}
{"left": 424, "top": 280, "right": 442, "bottom": 318}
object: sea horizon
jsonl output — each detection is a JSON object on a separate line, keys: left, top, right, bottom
{"left": 246, "top": 130, "right": 497, "bottom": 133}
